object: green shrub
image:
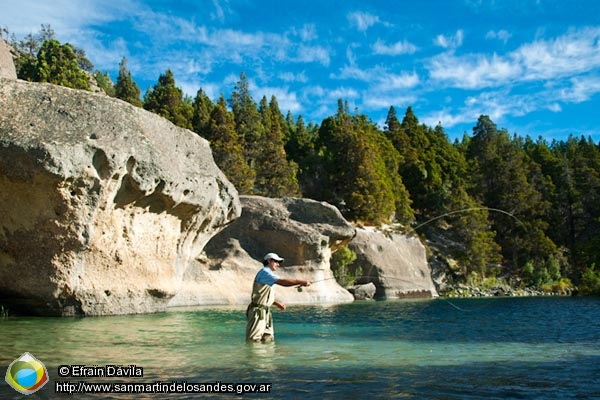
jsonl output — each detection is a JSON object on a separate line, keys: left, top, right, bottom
{"left": 579, "top": 265, "right": 600, "bottom": 296}
{"left": 331, "top": 247, "right": 359, "bottom": 287}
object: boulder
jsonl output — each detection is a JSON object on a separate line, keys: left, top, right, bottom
{"left": 169, "top": 195, "right": 356, "bottom": 307}
{"left": 348, "top": 227, "right": 438, "bottom": 298}
{"left": 347, "top": 282, "right": 376, "bottom": 300}
{"left": 0, "top": 39, "right": 17, "bottom": 80}
{"left": 0, "top": 79, "right": 240, "bottom": 316}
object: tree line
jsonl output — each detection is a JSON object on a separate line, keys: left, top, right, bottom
{"left": 5, "top": 26, "right": 600, "bottom": 295}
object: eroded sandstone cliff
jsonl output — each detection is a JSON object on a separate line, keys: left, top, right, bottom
{"left": 348, "top": 227, "right": 438, "bottom": 298}
{"left": 0, "top": 78, "right": 240, "bottom": 315}
{"left": 171, "top": 195, "right": 356, "bottom": 307}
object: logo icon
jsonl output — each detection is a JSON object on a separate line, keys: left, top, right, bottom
{"left": 5, "top": 352, "right": 49, "bottom": 395}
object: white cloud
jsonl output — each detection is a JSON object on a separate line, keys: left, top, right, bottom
{"left": 328, "top": 87, "right": 360, "bottom": 100}
{"left": 428, "top": 27, "right": 600, "bottom": 91}
{"left": 292, "top": 44, "right": 331, "bottom": 66}
{"left": 2, "top": 0, "right": 132, "bottom": 36}
{"left": 421, "top": 90, "right": 524, "bottom": 128}
{"left": 547, "top": 103, "right": 562, "bottom": 112}
{"left": 375, "top": 71, "right": 420, "bottom": 90}
{"left": 486, "top": 29, "right": 512, "bottom": 43}
{"left": 334, "top": 66, "right": 370, "bottom": 81}
{"left": 278, "top": 71, "right": 308, "bottom": 83}
{"left": 465, "top": 90, "right": 524, "bottom": 120}
{"left": 427, "top": 79, "right": 596, "bottom": 131}
{"left": 513, "top": 27, "right": 600, "bottom": 81}
{"left": 346, "top": 43, "right": 359, "bottom": 66}
{"left": 363, "top": 93, "right": 416, "bottom": 109}
{"left": 295, "top": 24, "right": 318, "bottom": 42}
{"left": 372, "top": 39, "right": 417, "bottom": 55}
{"left": 428, "top": 52, "right": 520, "bottom": 89}
{"left": 557, "top": 75, "right": 600, "bottom": 103}
{"left": 421, "top": 89, "right": 520, "bottom": 129}
{"left": 347, "top": 11, "right": 380, "bottom": 32}
{"left": 72, "top": 35, "right": 129, "bottom": 72}
{"left": 434, "top": 30, "right": 464, "bottom": 49}
{"left": 210, "top": 0, "right": 227, "bottom": 22}
{"left": 209, "top": 28, "right": 268, "bottom": 47}
{"left": 334, "top": 65, "right": 419, "bottom": 89}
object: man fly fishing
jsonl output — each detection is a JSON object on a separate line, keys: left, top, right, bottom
{"left": 245, "top": 253, "right": 311, "bottom": 343}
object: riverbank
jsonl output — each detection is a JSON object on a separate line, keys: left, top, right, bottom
{"left": 440, "top": 283, "right": 575, "bottom": 298}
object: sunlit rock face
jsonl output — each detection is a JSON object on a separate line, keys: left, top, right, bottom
{"left": 0, "top": 39, "right": 17, "bottom": 80}
{"left": 0, "top": 78, "right": 240, "bottom": 316}
{"left": 170, "top": 195, "right": 357, "bottom": 307}
{"left": 348, "top": 227, "right": 438, "bottom": 299}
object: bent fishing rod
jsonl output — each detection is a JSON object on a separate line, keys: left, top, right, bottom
{"left": 294, "top": 274, "right": 417, "bottom": 292}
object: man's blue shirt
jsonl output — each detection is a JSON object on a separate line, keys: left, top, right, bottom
{"left": 255, "top": 266, "right": 279, "bottom": 286}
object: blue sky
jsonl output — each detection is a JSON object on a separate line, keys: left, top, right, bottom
{"left": 3, "top": 0, "right": 600, "bottom": 141}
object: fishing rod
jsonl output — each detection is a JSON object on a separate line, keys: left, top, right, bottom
{"left": 295, "top": 274, "right": 419, "bottom": 292}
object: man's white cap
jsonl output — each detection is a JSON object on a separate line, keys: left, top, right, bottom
{"left": 263, "top": 252, "right": 284, "bottom": 262}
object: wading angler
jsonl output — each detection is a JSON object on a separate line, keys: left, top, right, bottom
{"left": 245, "top": 253, "right": 311, "bottom": 343}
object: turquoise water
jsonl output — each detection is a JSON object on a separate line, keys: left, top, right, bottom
{"left": 1, "top": 297, "right": 599, "bottom": 399}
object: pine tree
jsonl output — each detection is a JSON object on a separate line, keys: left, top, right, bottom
{"left": 94, "top": 71, "right": 115, "bottom": 96}
{"left": 191, "top": 88, "right": 214, "bottom": 137}
{"left": 371, "top": 117, "right": 414, "bottom": 225}
{"left": 552, "top": 136, "right": 600, "bottom": 280}
{"left": 396, "top": 107, "right": 434, "bottom": 217}
{"left": 207, "top": 96, "right": 255, "bottom": 194}
{"left": 384, "top": 106, "right": 412, "bottom": 159}
{"left": 114, "top": 57, "right": 142, "bottom": 107}
{"left": 286, "top": 114, "right": 319, "bottom": 196}
{"left": 466, "top": 115, "right": 556, "bottom": 275}
{"left": 229, "top": 72, "right": 263, "bottom": 190}
{"left": 143, "top": 69, "right": 193, "bottom": 129}
{"left": 254, "top": 96, "right": 299, "bottom": 197}
{"left": 315, "top": 101, "right": 408, "bottom": 224}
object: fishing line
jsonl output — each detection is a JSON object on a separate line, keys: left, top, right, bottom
{"left": 406, "top": 207, "right": 527, "bottom": 235}
{"left": 293, "top": 207, "right": 525, "bottom": 313}
{"left": 295, "top": 274, "right": 491, "bottom": 312}
{"left": 438, "top": 298, "right": 478, "bottom": 312}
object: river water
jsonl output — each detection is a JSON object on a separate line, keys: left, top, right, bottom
{"left": 1, "top": 296, "right": 599, "bottom": 399}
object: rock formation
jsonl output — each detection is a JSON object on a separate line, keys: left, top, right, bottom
{"left": 0, "top": 78, "right": 240, "bottom": 316}
{"left": 0, "top": 39, "right": 17, "bottom": 80}
{"left": 347, "top": 282, "right": 376, "bottom": 300}
{"left": 348, "top": 227, "right": 438, "bottom": 298}
{"left": 170, "top": 195, "right": 356, "bottom": 307}
{"left": 0, "top": 80, "right": 356, "bottom": 315}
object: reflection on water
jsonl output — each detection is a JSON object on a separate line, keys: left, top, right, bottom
{"left": 1, "top": 297, "right": 600, "bottom": 399}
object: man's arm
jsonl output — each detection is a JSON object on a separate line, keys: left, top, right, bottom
{"left": 275, "top": 278, "right": 311, "bottom": 287}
